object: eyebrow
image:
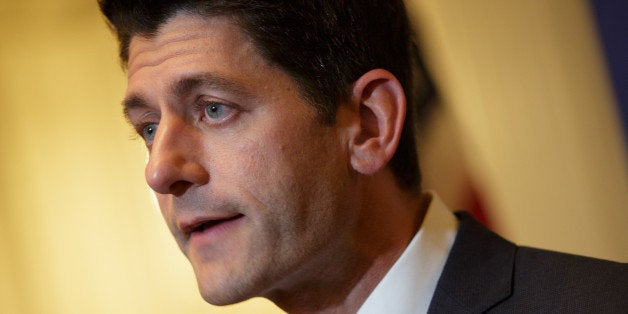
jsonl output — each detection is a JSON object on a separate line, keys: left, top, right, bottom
{"left": 122, "top": 94, "right": 148, "bottom": 122}
{"left": 122, "top": 73, "right": 252, "bottom": 120}
{"left": 172, "top": 74, "right": 251, "bottom": 100}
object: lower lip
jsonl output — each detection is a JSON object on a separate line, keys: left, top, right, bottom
{"left": 188, "top": 215, "right": 245, "bottom": 247}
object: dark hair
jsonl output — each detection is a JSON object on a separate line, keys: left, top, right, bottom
{"left": 99, "top": 0, "right": 435, "bottom": 191}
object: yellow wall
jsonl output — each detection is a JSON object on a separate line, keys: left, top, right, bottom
{"left": 413, "top": 0, "right": 627, "bottom": 262}
{"left": 0, "top": 0, "right": 625, "bottom": 313}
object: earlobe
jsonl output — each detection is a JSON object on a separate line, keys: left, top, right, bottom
{"left": 348, "top": 69, "right": 406, "bottom": 175}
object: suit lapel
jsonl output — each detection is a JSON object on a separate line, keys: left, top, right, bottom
{"left": 428, "top": 212, "right": 517, "bottom": 313}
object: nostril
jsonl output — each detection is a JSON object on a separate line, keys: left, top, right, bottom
{"left": 145, "top": 161, "right": 177, "bottom": 194}
{"left": 170, "top": 180, "right": 194, "bottom": 196}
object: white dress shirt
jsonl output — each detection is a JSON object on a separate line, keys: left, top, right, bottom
{"left": 358, "top": 192, "right": 459, "bottom": 314}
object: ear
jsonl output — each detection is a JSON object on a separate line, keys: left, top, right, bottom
{"left": 348, "top": 69, "right": 406, "bottom": 175}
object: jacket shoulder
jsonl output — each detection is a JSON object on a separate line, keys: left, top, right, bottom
{"left": 494, "top": 246, "right": 627, "bottom": 312}
{"left": 429, "top": 211, "right": 627, "bottom": 313}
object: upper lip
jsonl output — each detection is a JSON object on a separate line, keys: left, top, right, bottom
{"left": 179, "top": 213, "right": 243, "bottom": 235}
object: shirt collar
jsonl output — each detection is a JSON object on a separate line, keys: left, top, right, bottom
{"left": 357, "top": 191, "right": 459, "bottom": 313}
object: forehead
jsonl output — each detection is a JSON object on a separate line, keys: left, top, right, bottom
{"left": 126, "top": 13, "right": 257, "bottom": 80}
{"left": 123, "top": 12, "right": 315, "bottom": 121}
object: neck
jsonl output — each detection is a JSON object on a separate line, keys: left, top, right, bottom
{"left": 266, "top": 172, "right": 428, "bottom": 313}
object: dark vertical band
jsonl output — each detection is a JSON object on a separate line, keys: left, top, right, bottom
{"left": 590, "top": 0, "right": 628, "bottom": 146}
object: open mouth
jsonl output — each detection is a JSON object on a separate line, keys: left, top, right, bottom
{"left": 187, "top": 214, "right": 245, "bottom": 235}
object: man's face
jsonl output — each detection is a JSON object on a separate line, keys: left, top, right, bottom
{"left": 124, "top": 13, "right": 358, "bottom": 304}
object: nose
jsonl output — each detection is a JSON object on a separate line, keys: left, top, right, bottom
{"left": 145, "top": 116, "right": 209, "bottom": 195}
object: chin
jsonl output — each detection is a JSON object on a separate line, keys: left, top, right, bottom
{"left": 197, "top": 278, "right": 251, "bottom": 306}
{"left": 199, "top": 290, "right": 248, "bottom": 306}
{"left": 194, "top": 265, "right": 263, "bottom": 306}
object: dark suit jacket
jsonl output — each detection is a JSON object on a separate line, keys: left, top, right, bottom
{"left": 428, "top": 212, "right": 627, "bottom": 313}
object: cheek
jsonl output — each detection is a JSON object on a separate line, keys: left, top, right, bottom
{"left": 155, "top": 194, "right": 171, "bottom": 219}
{"left": 227, "top": 130, "right": 293, "bottom": 183}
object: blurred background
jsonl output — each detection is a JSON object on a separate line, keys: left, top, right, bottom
{"left": 0, "top": 0, "right": 625, "bottom": 313}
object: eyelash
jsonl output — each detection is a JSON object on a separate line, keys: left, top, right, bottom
{"left": 135, "top": 122, "right": 157, "bottom": 142}
{"left": 194, "top": 99, "right": 237, "bottom": 123}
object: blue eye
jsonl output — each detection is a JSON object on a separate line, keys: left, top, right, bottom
{"left": 205, "top": 103, "right": 224, "bottom": 119}
{"left": 142, "top": 123, "right": 158, "bottom": 142}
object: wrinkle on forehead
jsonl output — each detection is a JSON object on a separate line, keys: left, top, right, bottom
{"left": 127, "top": 14, "right": 247, "bottom": 79}
{"left": 128, "top": 36, "right": 201, "bottom": 78}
